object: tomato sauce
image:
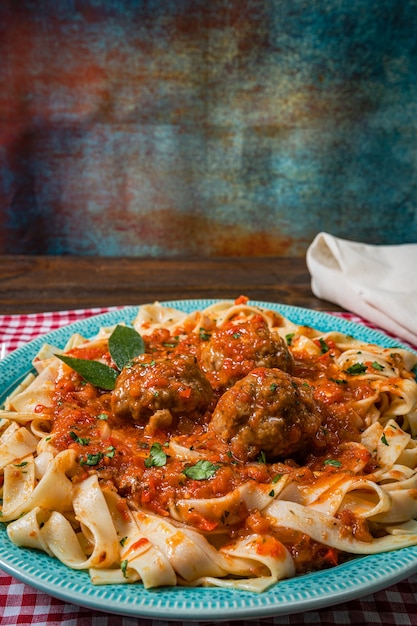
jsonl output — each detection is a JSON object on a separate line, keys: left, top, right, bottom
{"left": 49, "top": 313, "right": 375, "bottom": 570}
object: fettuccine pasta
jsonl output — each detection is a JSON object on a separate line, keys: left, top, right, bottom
{"left": 1, "top": 297, "right": 417, "bottom": 592}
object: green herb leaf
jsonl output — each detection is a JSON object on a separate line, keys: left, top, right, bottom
{"left": 199, "top": 328, "right": 211, "bottom": 341}
{"left": 69, "top": 431, "right": 90, "bottom": 446}
{"left": 257, "top": 450, "right": 267, "bottom": 464}
{"left": 324, "top": 459, "right": 342, "bottom": 467}
{"left": 144, "top": 443, "right": 167, "bottom": 468}
{"left": 318, "top": 338, "right": 329, "bottom": 354}
{"left": 108, "top": 325, "right": 145, "bottom": 371}
{"left": 105, "top": 445, "right": 116, "bottom": 458}
{"left": 285, "top": 333, "right": 295, "bottom": 345}
{"left": 272, "top": 473, "right": 282, "bottom": 483}
{"left": 121, "top": 559, "right": 129, "bottom": 578}
{"left": 80, "top": 452, "right": 103, "bottom": 466}
{"left": 183, "top": 459, "right": 220, "bottom": 480}
{"left": 381, "top": 433, "right": 389, "bottom": 446}
{"left": 371, "top": 361, "right": 384, "bottom": 371}
{"left": 344, "top": 363, "right": 367, "bottom": 375}
{"left": 56, "top": 354, "right": 118, "bottom": 390}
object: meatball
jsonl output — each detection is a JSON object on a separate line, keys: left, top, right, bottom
{"left": 209, "top": 367, "right": 323, "bottom": 461}
{"left": 111, "top": 353, "right": 212, "bottom": 423}
{"left": 199, "top": 314, "right": 293, "bottom": 390}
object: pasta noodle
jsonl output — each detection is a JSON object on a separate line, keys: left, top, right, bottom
{"left": 1, "top": 297, "right": 417, "bottom": 593}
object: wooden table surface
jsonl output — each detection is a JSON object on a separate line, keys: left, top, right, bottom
{"left": 1, "top": 255, "right": 340, "bottom": 314}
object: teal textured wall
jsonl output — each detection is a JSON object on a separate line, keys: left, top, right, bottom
{"left": 1, "top": 1, "right": 417, "bottom": 256}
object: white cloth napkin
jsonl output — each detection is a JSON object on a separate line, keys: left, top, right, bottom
{"left": 306, "top": 232, "right": 417, "bottom": 346}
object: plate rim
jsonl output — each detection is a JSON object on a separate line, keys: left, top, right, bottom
{"left": 1, "top": 298, "right": 417, "bottom": 621}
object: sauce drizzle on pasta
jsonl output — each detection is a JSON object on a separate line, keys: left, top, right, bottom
{"left": 2, "top": 298, "right": 417, "bottom": 592}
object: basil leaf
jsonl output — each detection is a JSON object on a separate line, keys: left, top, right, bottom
{"left": 144, "top": 443, "right": 167, "bottom": 468}
{"left": 183, "top": 459, "right": 220, "bottom": 480}
{"left": 108, "top": 325, "right": 145, "bottom": 371}
{"left": 56, "top": 354, "right": 118, "bottom": 390}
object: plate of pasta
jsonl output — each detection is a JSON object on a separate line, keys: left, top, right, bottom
{"left": 1, "top": 298, "right": 417, "bottom": 621}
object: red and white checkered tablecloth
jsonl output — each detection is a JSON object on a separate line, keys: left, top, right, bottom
{"left": 0, "top": 307, "right": 416, "bottom": 626}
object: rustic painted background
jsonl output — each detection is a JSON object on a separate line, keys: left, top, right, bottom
{"left": 1, "top": 0, "right": 417, "bottom": 257}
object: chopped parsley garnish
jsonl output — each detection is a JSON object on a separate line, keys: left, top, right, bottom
{"left": 371, "top": 361, "right": 384, "bottom": 371}
{"left": 183, "top": 460, "right": 220, "bottom": 480}
{"left": 344, "top": 363, "right": 367, "bottom": 375}
{"left": 381, "top": 434, "right": 389, "bottom": 446}
{"left": 318, "top": 338, "right": 329, "bottom": 354}
{"left": 144, "top": 443, "right": 167, "bottom": 468}
{"left": 285, "top": 333, "right": 295, "bottom": 346}
{"left": 199, "top": 328, "right": 211, "bottom": 341}
{"left": 324, "top": 459, "right": 342, "bottom": 468}
{"left": 69, "top": 431, "right": 90, "bottom": 446}
{"left": 139, "top": 360, "right": 156, "bottom": 368}
{"left": 80, "top": 453, "right": 103, "bottom": 466}
{"left": 105, "top": 446, "right": 116, "bottom": 458}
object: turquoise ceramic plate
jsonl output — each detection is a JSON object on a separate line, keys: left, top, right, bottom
{"left": 1, "top": 300, "right": 417, "bottom": 621}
